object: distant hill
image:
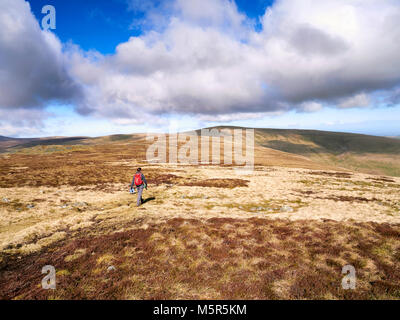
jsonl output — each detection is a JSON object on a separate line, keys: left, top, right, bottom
{"left": 0, "top": 136, "right": 35, "bottom": 151}
{"left": 255, "top": 128, "right": 400, "bottom": 154}
{"left": 202, "top": 126, "right": 400, "bottom": 176}
{"left": 0, "top": 136, "right": 92, "bottom": 153}
{"left": 2, "top": 127, "right": 400, "bottom": 176}
{"left": 0, "top": 136, "right": 12, "bottom": 141}
{"left": 252, "top": 128, "right": 400, "bottom": 176}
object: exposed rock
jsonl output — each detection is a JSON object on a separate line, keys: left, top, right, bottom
{"left": 107, "top": 265, "right": 116, "bottom": 272}
{"left": 2, "top": 198, "right": 9, "bottom": 203}
{"left": 72, "top": 202, "right": 88, "bottom": 207}
{"left": 280, "top": 205, "right": 294, "bottom": 213}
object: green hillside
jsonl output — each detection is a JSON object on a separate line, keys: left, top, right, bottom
{"left": 2, "top": 127, "right": 400, "bottom": 176}
{"left": 255, "top": 128, "right": 400, "bottom": 154}
{"left": 254, "top": 128, "right": 400, "bottom": 176}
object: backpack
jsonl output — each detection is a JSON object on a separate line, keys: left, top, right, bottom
{"left": 134, "top": 173, "right": 143, "bottom": 186}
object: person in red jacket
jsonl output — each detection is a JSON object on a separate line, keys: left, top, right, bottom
{"left": 130, "top": 168, "right": 148, "bottom": 206}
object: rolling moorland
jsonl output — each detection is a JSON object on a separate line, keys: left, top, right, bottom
{"left": 0, "top": 127, "right": 400, "bottom": 299}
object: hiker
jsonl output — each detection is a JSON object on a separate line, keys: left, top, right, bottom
{"left": 130, "top": 168, "right": 148, "bottom": 206}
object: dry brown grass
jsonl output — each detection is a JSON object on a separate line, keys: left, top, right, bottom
{"left": 179, "top": 178, "right": 249, "bottom": 188}
{"left": 1, "top": 217, "right": 400, "bottom": 300}
{"left": 307, "top": 171, "right": 353, "bottom": 179}
{"left": 1, "top": 133, "right": 400, "bottom": 300}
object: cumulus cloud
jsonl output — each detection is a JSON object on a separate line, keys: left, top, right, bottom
{"left": 0, "top": 108, "right": 49, "bottom": 137}
{"left": 298, "top": 102, "right": 323, "bottom": 113}
{"left": 0, "top": 0, "right": 81, "bottom": 131}
{"left": 70, "top": 0, "right": 400, "bottom": 121}
{"left": 385, "top": 86, "right": 400, "bottom": 107}
{"left": 339, "top": 93, "right": 370, "bottom": 109}
{"left": 197, "top": 111, "right": 283, "bottom": 122}
{"left": 2, "top": 0, "right": 400, "bottom": 131}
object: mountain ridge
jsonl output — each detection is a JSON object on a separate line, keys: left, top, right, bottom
{"left": 1, "top": 127, "right": 399, "bottom": 176}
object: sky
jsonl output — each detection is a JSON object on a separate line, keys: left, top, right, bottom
{"left": 1, "top": 0, "right": 400, "bottom": 138}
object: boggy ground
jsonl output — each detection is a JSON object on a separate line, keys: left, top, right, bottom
{"left": 1, "top": 146, "right": 400, "bottom": 299}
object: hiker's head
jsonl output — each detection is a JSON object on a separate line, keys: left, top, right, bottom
{"left": 137, "top": 168, "right": 142, "bottom": 172}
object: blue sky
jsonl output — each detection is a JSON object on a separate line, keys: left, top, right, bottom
{"left": 28, "top": 0, "right": 273, "bottom": 54}
{"left": 1, "top": 0, "right": 400, "bottom": 138}
{"left": 29, "top": 0, "right": 142, "bottom": 54}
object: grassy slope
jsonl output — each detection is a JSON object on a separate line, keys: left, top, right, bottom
{"left": 255, "top": 128, "right": 400, "bottom": 154}
{"left": 2, "top": 127, "right": 400, "bottom": 176}
{"left": 1, "top": 131, "right": 400, "bottom": 299}
{"left": 2, "top": 217, "right": 400, "bottom": 299}
{"left": 253, "top": 128, "right": 400, "bottom": 177}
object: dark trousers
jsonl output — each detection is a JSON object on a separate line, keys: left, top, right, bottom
{"left": 137, "top": 185, "right": 144, "bottom": 206}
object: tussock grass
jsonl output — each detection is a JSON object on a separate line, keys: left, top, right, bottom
{"left": 1, "top": 132, "right": 400, "bottom": 300}
{"left": 2, "top": 218, "right": 400, "bottom": 300}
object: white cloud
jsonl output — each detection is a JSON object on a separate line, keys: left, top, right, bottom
{"left": 299, "top": 102, "right": 323, "bottom": 113}
{"left": 0, "top": 108, "right": 49, "bottom": 137}
{"left": 70, "top": 0, "right": 400, "bottom": 121}
{"left": 2, "top": 0, "right": 400, "bottom": 134}
{"left": 197, "top": 111, "right": 282, "bottom": 122}
{"left": 339, "top": 93, "right": 370, "bottom": 109}
{"left": 0, "top": 0, "right": 81, "bottom": 135}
